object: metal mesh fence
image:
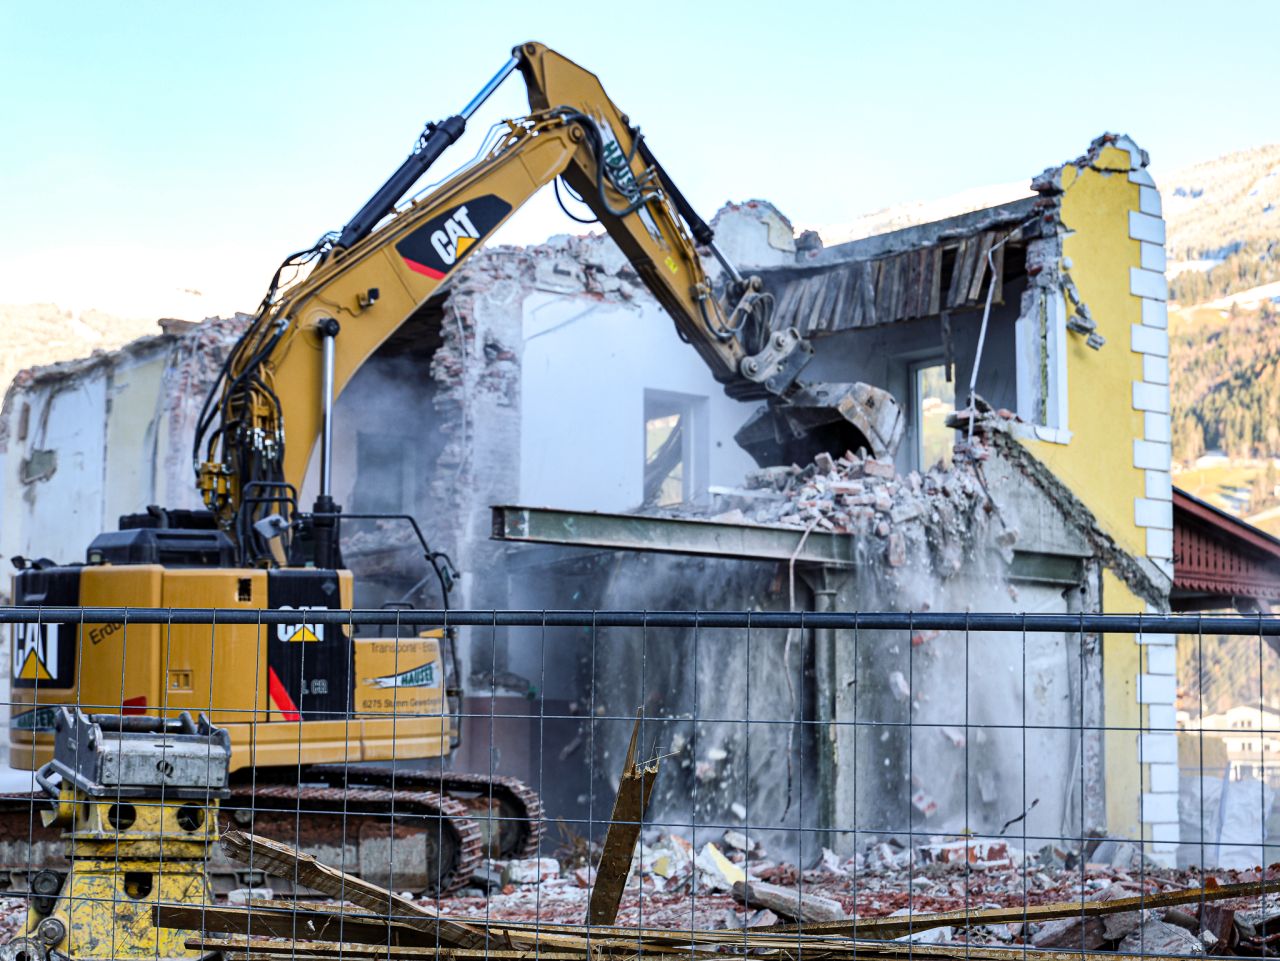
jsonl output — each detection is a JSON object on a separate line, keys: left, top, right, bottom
{"left": 0, "top": 607, "right": 1277, "bottom": 961}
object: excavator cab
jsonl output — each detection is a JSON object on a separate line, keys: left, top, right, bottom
{"left": 9, "top": 511, "right": 452, "bottom": 773}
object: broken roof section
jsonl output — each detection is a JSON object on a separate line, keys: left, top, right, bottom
{"left": 758, "top": 197, "right": 1040, "bottom": 335}
{"left": 731, "top": 133, "right": 1147, "bottom": 351}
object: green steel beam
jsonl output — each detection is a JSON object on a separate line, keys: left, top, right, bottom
{"left": 493, "top": 507, "right": 1088, "bottom": 587}
{"left": 490, "top": 505, "right": 855, "bottom": 567}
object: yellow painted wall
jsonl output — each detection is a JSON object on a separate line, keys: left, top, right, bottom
{"left": 1022, "top": 145, "right": 1148, "bottom": 560}
{"left": 1102, "top": 569, "right": 1143, "bottom": 839}
{"left": 1017, "top": 144, "right": 1155, "bottom": 840}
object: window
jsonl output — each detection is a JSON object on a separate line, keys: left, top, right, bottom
{"left": 1014, "top": 284, "right": 1070, "bottom": 438}
{"left": 914, "top": 363, "right": 956, "bottom": 470}
{"left": 643, "top": 390, "right": 707, "bottom": 508}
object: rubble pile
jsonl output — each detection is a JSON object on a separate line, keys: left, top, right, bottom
{"left": 702, "top": 443, "right": 1010, "bottom": 583}
{"left": 428, "top": 831, "right": 1280, "bottom": 951}
{"left": 0, "top": 900, "right": 24, "bottom": 942}
{"left": 97, "top": 826, "right": 1280, "bottom": 961}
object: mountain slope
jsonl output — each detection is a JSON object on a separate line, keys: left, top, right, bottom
{"left": 1164, "top": 144, "right": 1280, "bottom": 262}
{"left": 1162, "top": 146, "right": 1280, "bottom": 532}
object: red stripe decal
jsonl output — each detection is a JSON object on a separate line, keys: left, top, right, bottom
{"left": 267, "top": 667, "right": 301, "bottom": 722}
{"left": 402, "top": 257, "right": 445, "bottom": 280}
{"left": 122, "top": 695, "right": 147, "bottom": 716}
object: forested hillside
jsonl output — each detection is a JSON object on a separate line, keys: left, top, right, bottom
{"left": 1172, "top": 301, "right": 1280, "bottom": 462}
{"left": 1166, "top": 145, "right": 1280, "bottom": 472}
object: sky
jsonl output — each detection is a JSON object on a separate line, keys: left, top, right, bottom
{"left": 1, "top": 0, "right": 1277, "bottom": 317}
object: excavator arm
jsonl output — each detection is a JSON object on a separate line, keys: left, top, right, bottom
{"left": 194, "top": 42, "right": 902, "bottom": 565}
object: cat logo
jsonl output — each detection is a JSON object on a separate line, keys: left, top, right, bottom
{"left": 276, "top": 606, "right": 323, "bottom": 643}
{"left": 13, "top": 622, "right": 61, "bottom": 683}
{"left": 429, "top": 205, "right": 479, "bottom": 267}
{"left": 396, "top": 195, "right": 512, "bottom": 281}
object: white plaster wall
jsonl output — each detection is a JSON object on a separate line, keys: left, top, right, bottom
{"left": 0, "top": 370, "right": 107, "bottom": 754}
{"left": 0, "top": 375, "right": 109, "bottom": 568}
{"left": 103, "top": 354, "right": 170, "bottom": 523}
{"left": 0, "top": 348, "right": 184, "bottom": 575}
{"left": 518, "top": 290, "right": 760, "bottom": 512}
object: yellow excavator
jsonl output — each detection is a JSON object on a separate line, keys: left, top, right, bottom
{"left": 7, "top": 42, "right": 902, "bottom": 895}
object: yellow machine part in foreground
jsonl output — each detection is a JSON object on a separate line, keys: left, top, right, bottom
{"left": 10, "top": 565, "right": 450, "bottom": 772}
{"left": 21, "top": 796, "right": 216, "bottom": 961}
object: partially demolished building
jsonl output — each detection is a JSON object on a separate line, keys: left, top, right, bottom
{"left": 0, "top": 135, "right": 1187, "bottom": 863}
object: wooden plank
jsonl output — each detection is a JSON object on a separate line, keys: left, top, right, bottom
{"left": 992, "top": 236, "right": 1006, "bottom": 305}
{"left": 219, "top": 829, "right": 486, "bottom": 949}
{"left": 796, "top": 274, "right": 823, "bottom": 334}
{"left": 765, "top": 876, "right": 1280, "bottom": 939}
{"left": 947, "top": 237, "right": 975, "bottom": 308}
{"left": 195, "top": 933, "right": 1280, "bottom": 961}
{"left": 831, "top": 264, "right": 856, "bottom": 331}
{"left": 905, "top": 248, "right": 925, "bottom": 318}
{"left": 585, "top": 711, "right": 660, "bottom": 926}
{"left": 966, "top": 232, "right": 996, "bottom": 303}
{"left": 873, "top": 256, "right": 893, "bottom": 324}
{"left": 855, "top": 260, "right": 877, "bottom": 327}
{"left": 896, "top": 251, "right": 913, "bottom": 319}
{"left": 812, "top": 270, "right": 836, "bottom": 332}
{"left": 917, "top": 247, "right": 935, "bottom": 317}
{"left": 883, "top": 255, "right": 902, "bottom": 322}
{"left": 189, "top": 938, "right": 601, "bottom": 961}
{"left": 773, "top": 278, "right": 800, "bottom": 331}
{"left": 154, "top": 903, "right": 427, "bottom": 945}
{"left": 927, "top": 246, "right": 942, "bottom": 315}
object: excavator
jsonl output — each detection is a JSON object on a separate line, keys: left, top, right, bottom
{"left": 6, "top": 42, "right": 902, "bottom": 895}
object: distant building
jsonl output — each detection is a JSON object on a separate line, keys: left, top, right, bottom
{"left": 1182, "top": 705, "right": 1280, "bottom": 784}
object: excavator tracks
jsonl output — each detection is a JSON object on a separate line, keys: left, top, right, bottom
{"left": 318, "top": 766, "right": 546, "bottom": 862}
{"left": 0, "top": 768, "right": 543, "bottom": 898}
{"left": 215, "top": 766, "right": 547, "bottom": 895}
{"left": 227, "top": 767, "right": 542, "bottom": 895}
{"left": 220, "top": 783, "right": 485, "bottom": 896}
{"left": 0, "top": 791, "right": 63, "bottom": 896}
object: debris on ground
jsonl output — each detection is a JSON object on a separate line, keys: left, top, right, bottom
{"left": 733, "top": 878, "right": 847, "bottom": 923}
{"left": 503, "top": 858, "right": 560, "bottom": 886}
{"left": 121, "top": 827, "right": 1280, "bottom": 959}
{"left": 1119, "top": 917, "right": 1207, "bottom": 956}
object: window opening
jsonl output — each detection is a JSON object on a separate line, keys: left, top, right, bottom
{"left": 915, "top": 363, "right": 956, "bottom": 470}
{"left": 643, "top": 391, "right": 705, "bottom": 508}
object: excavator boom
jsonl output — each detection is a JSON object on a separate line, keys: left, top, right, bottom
{"left": 5, "top": 41, "right": 904, "bottom": 900}
{"left": 194, "top": 42, "right": 902, "bottom": 563}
